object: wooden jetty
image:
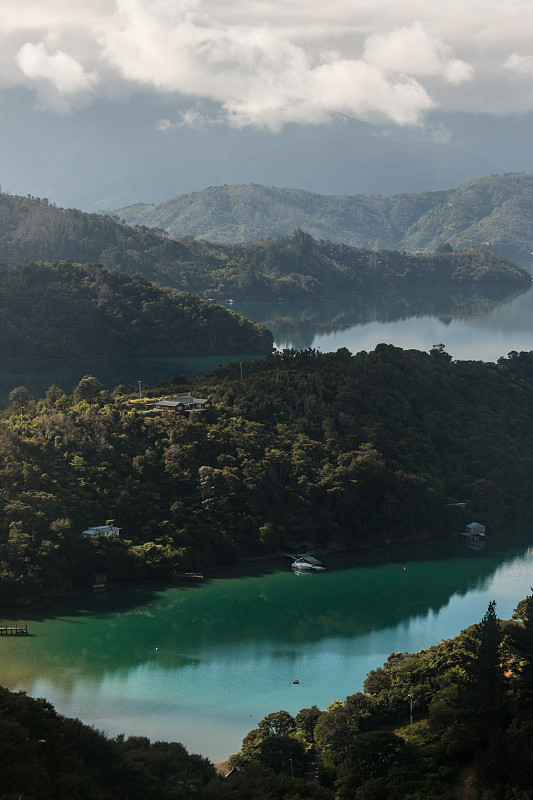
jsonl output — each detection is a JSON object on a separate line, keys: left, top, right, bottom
{"left": 171, "top": 572, "right": 205, "bottom": 582}
{"left": 0, "top": 624, "right": 28, "bottom": 636}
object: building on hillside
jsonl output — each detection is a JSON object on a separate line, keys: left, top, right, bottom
{"left": 82, "top": 524, "right": 121, "bottom": 539}
{"left": 460, "top": 522, "right": 486, "bottom": 549}
{"left": 464, "top": 522, "right": 485, "bottom": 538}
{"left": 153, "top": 392, "right": 213, "bottom": 414}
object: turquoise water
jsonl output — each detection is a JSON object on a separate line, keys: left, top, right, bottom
{"left": 2, "top": 533, "right": 533, "bottom": 761}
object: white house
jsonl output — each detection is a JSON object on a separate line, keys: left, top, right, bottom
{"left": 82, "top": 524, "right": 121, "bottom": 539}
{"left": 465, "top": 522, "right": 485, "bottom": 537}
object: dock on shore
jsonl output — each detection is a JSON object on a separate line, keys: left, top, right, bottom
{"left": 0, "top": 624, "right": 29, "bottom": 636}
{"left": 171, "top": 572, "right": 205, "bottom": 582}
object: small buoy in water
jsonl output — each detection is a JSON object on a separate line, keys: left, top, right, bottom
{"left": 403, "top": 567, "right": 406, "bottom": 571}
{"left": 155, "top": 647, "right": 158, "bottom": 651}
{"left": 293, "top": 679, "right": 300, "bottom": 684}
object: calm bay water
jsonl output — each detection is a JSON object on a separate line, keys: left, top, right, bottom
{"left": 233, "top": 284, "right": 533, "bottom": 359}
{"left": 3, "top": 532, "right": 533, "bottom": 761}
{"left": 2, "top": 284, "right": 533, "bottom": 405}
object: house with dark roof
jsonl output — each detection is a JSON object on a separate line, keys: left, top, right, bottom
{"left": 82, "top": 524, "right": 121, "bottom": 539}
{"left": 152, "top": 392, "right": 213, "bottom": 413}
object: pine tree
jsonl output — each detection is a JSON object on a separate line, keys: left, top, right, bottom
{"left": 508, "top": 592, "right": 533, "bottom": 710}
{"left": 457, "top": 601, "right": 508, "bottom": 743}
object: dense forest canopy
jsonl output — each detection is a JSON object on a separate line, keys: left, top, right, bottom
{"left": 2, "top": 345, "right": 533, "bottom": 606}
{"left": 0, "top": 261, "right": 273, "bottom": 359}
{"left": 116, "top": 173, "right": 533, "bottom": 265}
{"left": 0, "top": 192, "right": 529, "bottom": 302}
{"left": 4, "top": 592, "right": 533, "bottom": 799}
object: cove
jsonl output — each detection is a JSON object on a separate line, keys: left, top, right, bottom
{"left": 2, "top": 531, "right": 533, "bottom": 761}
{"left": 2, "top": 285, "right": 533, "bottom": 406}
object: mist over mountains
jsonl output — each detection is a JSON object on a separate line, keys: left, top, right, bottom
{"left": 3, "top": 88, "right": 533, "bottom": 211}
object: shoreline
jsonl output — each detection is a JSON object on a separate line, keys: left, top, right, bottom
{"left": 0, "top": 529, "right": 489, "bottom": 616}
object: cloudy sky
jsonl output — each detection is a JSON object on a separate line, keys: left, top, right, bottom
{"left": 2, "top": 0, "right": 533, "bottom": 207}
{"left": 3, "top": 0, "right": 533, "bottom": 132}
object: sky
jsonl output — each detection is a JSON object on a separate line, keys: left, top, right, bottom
{"left": 3, "top": 0, "right": 533, "bottom": 132}
{"left": 2, "top": 0, "right": 533, "bottom": 207}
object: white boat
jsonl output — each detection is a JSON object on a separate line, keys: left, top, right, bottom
{"left": 291, "top": 558, "right": 313, "bottom": 571}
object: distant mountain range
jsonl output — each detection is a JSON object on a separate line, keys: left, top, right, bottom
{"left": 0, "top": 192, "right": 529, "bottom": 303}
{"left": 116, "top": 173, "right": 533, "bottom": 267}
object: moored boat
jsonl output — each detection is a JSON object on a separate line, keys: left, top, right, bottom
{"left": 291, "top": 558, "right": 313, "bottom": 571}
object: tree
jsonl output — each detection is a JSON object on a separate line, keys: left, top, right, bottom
{"left": 508, "top": 591, "right": 533, "bottom": 710}
{"left": 230, "top": 710, "right": 313, "bottom": 777}
{"left": 429, "top": 343, "right": 452, "bottom": 362}
{"left": 295, "top": 705, "right": 321, "bottom": 747}
{"left": 334, "top": 731, "right": 405, "bottom": 798}
{"left": 258, "top": 710, "right": 297, "bottom": 738}
{"left": 9, "top": 384, "right": 33, "bottom": 411}
{"left": 456, "top": 601, "right": 508, "bottom": 743}
{"left": 73, "top": 375, "right": 103, "bottom": 402}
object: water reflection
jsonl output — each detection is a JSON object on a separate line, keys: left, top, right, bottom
{"left": 1, "top": 286, "right": 533, "bottom": 405}
{"left": 4, "top": 533, "right": 533, "bottom": 689}
{"left": 3, "top": 531, "right": 533, "bottom": 759}
{"left": 233, "top": 285, "right": 533, "bottom": 356}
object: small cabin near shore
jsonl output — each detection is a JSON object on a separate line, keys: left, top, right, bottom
{"left": 152, "top": 392, "right": 213, "bottom": 414}
{"left": 82, "top": 524, "right": 121, "bottom": 539}
{"left": 461, "top": 522, "right": 486, "bottom": 547}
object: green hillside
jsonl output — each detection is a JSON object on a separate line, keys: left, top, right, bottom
{"left": 3, "top": 345, "right": 533, "bottom": 605}
{"left": 0, "top": 193, "right": 528, "bottom": 301}
{"left": 116, "top": 174, "right": 533, "bottom": 265}
{"left": 0, "top": 261, "right": 273, "bottom": 359}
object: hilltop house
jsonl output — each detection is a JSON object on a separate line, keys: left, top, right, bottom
{"left": 153, "top": 392, "right": 213, "bottom": 414}
{"left": 82, "top": 524, "right": 121, "bottom": 539}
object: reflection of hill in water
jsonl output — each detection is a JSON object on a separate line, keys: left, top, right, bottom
{"left": 234, "top": 286, "right": 530, "bottom": 351}
{"left": 5, "top": 534, "right": 533, "bottom": 690}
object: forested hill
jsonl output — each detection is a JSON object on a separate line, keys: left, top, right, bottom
{"left": 0, "top": 193, "right": 529, "bottom": 301}
{"left": 3, "top": 346, "right": 533, "bottom": 606}
{"left": 116, "top": 173, "right": 533, "bottom": 265}
{"left": 0, "top": 261, "right": 273, "bottom": 359}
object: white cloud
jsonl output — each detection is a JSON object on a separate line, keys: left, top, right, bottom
{"left": 17, "top": 42, "right": 97, "bottom": 94}
{"left": 1, "top": 0, "right": 533, "bottom": 126}
{"left": 97, "top": 0, "right": 437, "bottom": 130}
{"left": 16, "top": 42, "right": 97, "bottom": 110}
{"left": 157, "top": 109, "right": 213, "bottom": 130}
{"left": 363, "top": 22, "right": 473, "bottom": 85}
{"left": 504, "top": 53, "right": 533, "bottom": 78}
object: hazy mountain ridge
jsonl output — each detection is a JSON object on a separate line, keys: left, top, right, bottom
{"left": 116, "top": 174, "right": 533, "bottom": 265}
{"left": 0, "top": 191, "right": 529, "bottom": 303}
